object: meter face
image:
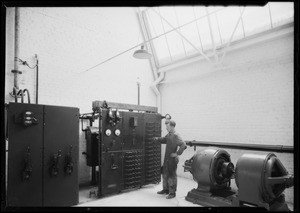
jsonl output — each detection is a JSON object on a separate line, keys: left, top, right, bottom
{"left": 105, "top": 129, "right": 111, "bottom": 136}
{"left": 115, "top": 129, "right": 121, "bottom": 136}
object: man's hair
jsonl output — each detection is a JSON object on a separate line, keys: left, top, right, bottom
{"left": 165, "top": 119, "right": 176, "bottom": 127}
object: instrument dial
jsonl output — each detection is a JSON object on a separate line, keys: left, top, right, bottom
{"left": 115, "top": 129, "right": 121, "bottom": 136}
{"left": 105, "top": 129, "right": 111, "bottom": 136}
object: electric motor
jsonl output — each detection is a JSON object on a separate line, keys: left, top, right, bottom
{"left": 235, "top": 153, "right": 294, "bottom": 207}
{"left": 184, "top": 148, "right": 234, "bottom": 192}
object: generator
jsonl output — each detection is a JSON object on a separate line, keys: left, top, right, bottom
{"left": 183, "top": 148, "right": 294, "bottom": 211}
{"left": 81, "top": 100, "right": 166, "bottom": 197}
{"left": 5, "top": 102, "right": 79, "bottom": 207}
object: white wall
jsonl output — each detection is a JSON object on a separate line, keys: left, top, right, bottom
{"left": 159, "top": 25, "right": 294, "bottom": 204}
{"left": 160, "top": 31, "right": 293, "bottom": 146}
{"left": 5, "top": 7, "right": 157, "bottom": 184}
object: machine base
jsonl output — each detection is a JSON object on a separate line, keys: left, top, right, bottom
{"left": 185, "top": 188, "right": 236, "bottom": 207}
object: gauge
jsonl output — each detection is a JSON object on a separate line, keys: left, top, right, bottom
{"left": 115, "top": 129, "right": 121, "bottom": 136}
{"left": 105, "top": 129, "right": 111, "bottom": 136}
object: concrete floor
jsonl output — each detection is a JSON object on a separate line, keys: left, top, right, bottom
{"left": 76, "top": 176, "right": 199, "bottom": 207}
{"left": 76, "top": 176, "right": 294, "bottom": 210}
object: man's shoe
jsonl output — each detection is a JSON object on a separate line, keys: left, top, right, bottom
{"left": 157, "top": 189, "right": 169, "bottom": 194}
{"left": 166, "top": 193, "right": 176, "bottom": 199}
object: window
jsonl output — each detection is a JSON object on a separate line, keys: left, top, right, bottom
{"left": 140, "top": 3, "right": 294, "bottom": 69}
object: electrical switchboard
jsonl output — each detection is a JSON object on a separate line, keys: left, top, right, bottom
{"left": 6, "top": 102, "right": 79, "bottom": 207}
{"left": 83, "top": 101, "right": 162, "bottom": 197}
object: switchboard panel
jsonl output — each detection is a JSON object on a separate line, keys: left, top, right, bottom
{"left": 7, "top": 103, "right": 44, "bottom": 207}
{"left": 6, "top": 102, "right": 79, "bottom": 207}
{"left": 84, "top": 101, "right": 163, "bottom": 197}
{"left": 101, "top": 151, "right": 124, "bottom": 194}
{"left": 101, "top": 109, "right": 123, "bottom": 152}
{"left": 43, "top": 105, "right": 79, "bottom": 206}
{"left": 122, "top": 112, "right": 144, "bottom": 150}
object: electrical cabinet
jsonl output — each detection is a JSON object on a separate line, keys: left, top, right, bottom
{"left": 85, "top": 101, "right": 162, "bottom": 197}
{"left": 6, "top": 102, "right": 79, "bottom": 207}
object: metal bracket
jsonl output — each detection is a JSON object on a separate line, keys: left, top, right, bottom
{"left": 11, "top": 69, "right": 22, "bottom": 74}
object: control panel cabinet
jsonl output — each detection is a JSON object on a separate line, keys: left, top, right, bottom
{"left": 6, "top": 102, "right": 79, "bottom": 207}
{"left": 85, "top": 101, "right": 162, "bottom": 197}
{"left": 7, "top": 103, "right": 44, "bottom": 207}
{"left": 101, "top": 151, "right": 124, "bottom": 194}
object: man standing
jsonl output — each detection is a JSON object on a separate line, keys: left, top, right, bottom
{"left": 153, "top": 119, "right": 187, "bottom": 199}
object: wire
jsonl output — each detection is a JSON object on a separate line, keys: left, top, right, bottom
{"left": 25, "top": 62, "right": 38, "bottom": 69}
{"left": 15, "top": 57, "right": 38, "bottom": 69}
{"left": 80, "top": 7, "right": 224, "bottom": 74}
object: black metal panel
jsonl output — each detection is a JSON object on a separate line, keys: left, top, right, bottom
{"left": 88, "top": 102, "right": 162, "bottom": 197}
{"left": 144, "top": 113, "right": 161, "bottom": 184}
{"left": 123, "top": 150, "right": 144, "bottom": 189}
{"left": 122, "top": 112, "right": 144, "bottom": 150}
{"left": 7, "top": 103, "right": 44, "bottom": 206}
{"left": 86, "top": 127, "right": 98, "bottom": 167}
{"left": 101, "top": 109, "right": 123, "bottom": 152}
{"left": 101, "top": 151, "right": 123, "bottom": 195}
{"left": 43, "top": 105, "right": 79, "bottom": 206}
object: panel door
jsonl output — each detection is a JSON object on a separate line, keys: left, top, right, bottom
{"left": 144, "top": 113, "right": 162, "bottom": 184}
{"left": 101, "top": 151, "right": 123, "bottom": 195}
{"left": 122, "top": 112, "right": 144, "bottom": 150}
{"left": 101, "top": 109, "right": 123, "bottom": 152}
{"left": 7, "top": 103, "right": 44, "bottom": 206}
{"left": 43, "top": 105, "right": 79, "bottom": 206}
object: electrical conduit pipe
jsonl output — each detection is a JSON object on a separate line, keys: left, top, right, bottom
{"left": 150, "top": 71, "right": 165, "bottom": 114}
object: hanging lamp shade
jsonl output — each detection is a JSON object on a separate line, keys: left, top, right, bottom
{"left": 133, "top": 45, "right": 152, "bottom": 59}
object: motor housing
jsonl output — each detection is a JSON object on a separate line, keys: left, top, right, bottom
{"left": 233, "top": 153, "right": 294, "bottom": 210}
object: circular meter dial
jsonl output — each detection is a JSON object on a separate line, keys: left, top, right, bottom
{"left": 105, "top": 129, "right": 111, "bottom": 136}
{"left": 115, "top": 129, "right": 121, "bottom": 136}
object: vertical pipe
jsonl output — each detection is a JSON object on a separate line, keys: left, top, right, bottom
{"left": 89, "top": 118, "right": 96, "bottom": 185}
{"left": 13, "top": 87, "right": 18, "bottom": 103}
{"left": 20, "top": 89, "right": 24, "bottom": 103}
{"left": 14, "top": 7, "right": 20, "bottom": 90}
{"left": 151, "top": 71, "right": 165, "bottom": 114}
{"left": 97, "top": 108, "right": 103, "bottom": 197}
{"left": 35, "top": 54, "right": 39, "bottom": 104}
{"left": 137, "top": 81, "right": 140, "bottom": 105}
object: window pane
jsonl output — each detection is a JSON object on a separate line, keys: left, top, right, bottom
{"left": 193, "top": 6, "right": 207, "bottom": 19}
{"left": 155, "top": 7, "right": 176, "bottom": 32}
{"left": 208, "top": 6, "right": 224, "bottom": 13}
{"left": 269, "top": 2, "right": 294, "bottom": 27}
{"left": 152, "top": 36, "right": 172, "bottom": 66}
{"left": 216, "top": 7, "right": 244, "bottom": 44}
{"left": 242, "top": 5, "right": 272, "bottom": 37}
{"left": 174, "top": 6, "right": 195, "bottom": 26}
{"left": 145, "top": 8, "right": 164, "bottom": 38}
{"left": 180, "top": 22, "right": 201, "bottom": 56}
{"left": 196, "top": 17, "right": 213, "bottom": 51}
{"left": 166, "top": 31, "right": 186, "bottom": 61}
{"left": 208, "top": 13, "right": 222, "bottom": 47}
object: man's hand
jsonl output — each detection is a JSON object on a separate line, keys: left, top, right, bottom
{"left": 170, "top": 153, "right": 178, "bottom": 157}
{"left": 152, "top": 137, "right": 159, "bottom": 141}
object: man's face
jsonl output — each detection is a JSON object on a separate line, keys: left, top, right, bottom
{"left": 165, "top": 121, "right": 172, "bottom": 132}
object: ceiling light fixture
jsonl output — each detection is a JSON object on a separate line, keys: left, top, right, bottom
{"left": 133, "top": 45, "right": 152, "bottom": 59}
